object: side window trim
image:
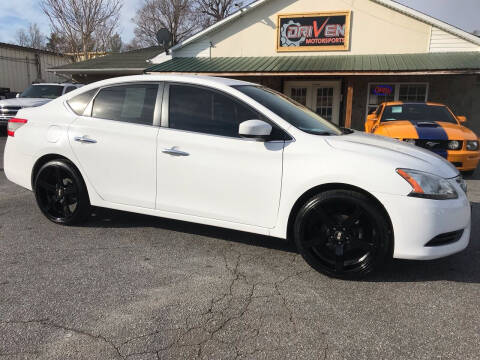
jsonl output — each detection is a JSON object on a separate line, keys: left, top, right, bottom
{"left": 164, "top": 82, "right": 291, "bottom": 141}
{"left": 160, "top": 83, "right": 170, "bottom": 128}
{"left": 153, "top": 82, "right": 165, "bottom": 126}
{"left": 82, "top": 88, "right": 102, "bottom": 117}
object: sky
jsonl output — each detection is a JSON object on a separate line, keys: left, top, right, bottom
{"left": 0, "top": 0, "right": 479, "bottom": 46}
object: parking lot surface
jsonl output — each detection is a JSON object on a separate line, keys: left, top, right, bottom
{"left": 1, "top": 135, "right": 479, "bottom": 359}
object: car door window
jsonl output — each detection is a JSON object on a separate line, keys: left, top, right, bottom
{"left": 64, "top": 86, "right": 77, "bottom": 94}
{"left": 92, "top": 84, "right": 158, "bottom": 125}
{"left": 168, "top": 84, "right": 262, "bottom": 138}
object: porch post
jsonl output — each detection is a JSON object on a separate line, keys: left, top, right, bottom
{"left": 345, "top": 79, "right": 354, "bottom": 128}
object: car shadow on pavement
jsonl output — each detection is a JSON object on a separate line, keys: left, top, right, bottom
{"left": 87, "top": 206, "right": 298, "bottom": 254}
{"left": 87, "top": 202, "right": 479, "bottom": 283}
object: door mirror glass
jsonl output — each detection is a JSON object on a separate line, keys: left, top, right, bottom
{"left": 457, "top": 115, "right": 467, "bottom": 123}
{"left": 239, "top": 120, "right": 272, "bottom": 140}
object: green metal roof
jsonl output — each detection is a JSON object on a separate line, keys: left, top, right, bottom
{"left": 51, "top": 46, "right": 163, "bottom": 73}
{"left": 145, "top": 52, "right": 480, "bottom": 74}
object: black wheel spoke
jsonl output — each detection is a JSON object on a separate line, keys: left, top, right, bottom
{"left": 44, "top": 196, "right": 54, "bottom": 211}
{"left": 303, "top": 235, "right": 323, "bottom": 248}
{"left": 37, "top": 180, "right": 56, "bottom": 192}
{"left": 62, "top": 201, "right": 71, "bottom": 217}
{"left": 54, "top": 166, "right": 62, "bottom": 184}
{"left": 63, "top": 185, "right": 76, "bottom": 196}
{"left": 356, "top": 239, "right": 374, "bottom": 250}
{"left": 335, "top": 243, "right": 344, "bottom": 272}
{"left": 342, "top": 205, "right": 362, "bottom": 228}
{"left": 313, "top": 205, "right": 335, "bottom": 227}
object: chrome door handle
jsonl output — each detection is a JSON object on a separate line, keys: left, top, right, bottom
{"left": 162, "top": 147, "right": 189, "bottom": 156}
{"left": 74, "top": 135, "right": 97, "bottom": 144}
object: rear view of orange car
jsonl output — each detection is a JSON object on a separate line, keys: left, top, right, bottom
{"left": 365, "top": 102, "right": 480, "bottom": 174}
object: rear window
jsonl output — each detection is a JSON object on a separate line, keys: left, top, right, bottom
{"left": 20, "top": 85, "right": 63, "bottom": 99}
{"left": 67, "top": 89, "right": 98, "bottom": 115}
{"left": 381, "top": 104, "right": 457, "bottom": 124}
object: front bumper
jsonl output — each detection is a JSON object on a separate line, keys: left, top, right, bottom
{"left": 373, "top": 191, "right": 471, "bottom": 260}
{"left": 447, "top": 150, "right": 480, "bottom": 171}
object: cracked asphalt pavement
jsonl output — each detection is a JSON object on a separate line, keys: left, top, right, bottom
{"left": 1, "top": 135, "right": 479, "bottom": 359}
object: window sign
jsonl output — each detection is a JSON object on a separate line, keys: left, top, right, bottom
{"left": 366, "top": 83, "right": 428, "bottom": 116}
{"left": 277, "top": 12, "right": 351, "bottom": 52}
{"left": 371, "top": 85, "right": 394, "bottom": 96}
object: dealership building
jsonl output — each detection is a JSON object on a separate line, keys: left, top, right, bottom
{"left": 51, "top": 0, "right": 480, "bottom": 132}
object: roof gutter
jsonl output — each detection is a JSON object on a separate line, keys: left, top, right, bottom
{"left": 47, "top": 68, "right": 146, "bottom": 74}
{"left": 145, "top": 70, "right": 480, "bottom": 76}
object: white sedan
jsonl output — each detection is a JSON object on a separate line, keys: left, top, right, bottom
{"left": 4, "top": 75, "right": 471, "bottom": 278}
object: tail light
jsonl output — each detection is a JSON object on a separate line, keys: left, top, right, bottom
{"left": 7, "top": 118, "right": 28, "bottom": 137}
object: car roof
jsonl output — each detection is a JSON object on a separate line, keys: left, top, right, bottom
{"left": 382, "top": 101, "right": 446, "bottom": 107}
{"left": 77, "top": 74, "right": 254, "bottom": 91}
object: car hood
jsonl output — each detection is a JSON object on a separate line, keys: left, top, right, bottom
{"left": 0, "top": 98, "right": 51, "bottom": 108}
{"left": 378, "top": 120, "right": 478, "bottom": 140}
{"left": 325, "top": 131, "right": 459, "bottom": 178}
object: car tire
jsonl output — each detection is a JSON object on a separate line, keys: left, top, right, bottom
{"left": 293, "top": 189, "right": 392, "bottom": 279}
{"left": 34, "top": 159, "right": 91, "bottom": 225}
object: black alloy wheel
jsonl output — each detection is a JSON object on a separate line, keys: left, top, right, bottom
{"left": 34, "top": 160, "right": 91, "bottom": 225}
{"left": 294, "top": 190, "right": 391, "bottom": 279}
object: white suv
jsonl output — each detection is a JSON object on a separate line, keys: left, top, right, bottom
{"left": 0, "top": 83, "right": 82, "bottom": 126}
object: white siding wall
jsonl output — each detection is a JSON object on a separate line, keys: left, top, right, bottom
{"left": 175, "top": 41, "right": 211, "bottom": 57}
{"left": 429, "top": 27, "right": 479, "bottom": 52}
{"left": 0, "top": 45, "right": 72, "bottom": 92}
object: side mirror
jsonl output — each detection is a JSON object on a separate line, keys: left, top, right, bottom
{"left": 365, "top": 114, "right": 378, "bottom": 133}
{"left": 16, "top": 93, "right": 20, "bottom": 98}
{"left": 457, "top": 115, "right": 467, "bottom": 123}
{"left": 239, "top": 120, "right": 272, "bottom": 140}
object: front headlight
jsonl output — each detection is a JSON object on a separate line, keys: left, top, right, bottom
{"left": 448, "top": 140, "right": 462, "bottom": 150}
{"left": 466, "top": 140, "right": 479, "bottom": 151}
{"left": 396, "top": 169, "right": 458, "bottom": 200}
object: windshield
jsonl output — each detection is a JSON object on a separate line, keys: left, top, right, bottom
{"left": 381, "top": 104, "right": 458, "bottom": 124}
{"left": 20, "top": 85, "right": 64, "bottom": 99}
{"left": 233, "top": 85, "right": 342, "bottom": 135}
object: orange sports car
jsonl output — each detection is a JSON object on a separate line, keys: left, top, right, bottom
{"left": 365, "top": 102, "right": 479, "bottom": 174}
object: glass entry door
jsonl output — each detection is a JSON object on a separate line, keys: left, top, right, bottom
{"left": 284, "top": 81, "right": 341, "bottom": 125}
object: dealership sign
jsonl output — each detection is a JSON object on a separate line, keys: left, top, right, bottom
{"left": 277, "top": 12, "right": 351, "bottom": 52}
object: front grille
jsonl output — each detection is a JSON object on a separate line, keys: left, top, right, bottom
{"left": 452, "top": 162, "right": 463, "bottom": 167}
{"left": 415, "top": 139, "right": 462, "bottom": 151}
{"left": 0, "top": 106, "right": 21, "bottom": 122}
{"left": 425, "top": 230, "right": 464, "bottom": 247}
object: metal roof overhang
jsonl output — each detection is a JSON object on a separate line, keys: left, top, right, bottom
{"left": 145, "top": 52, "right": 480, "bottom": 76}
{"left": 47, "top": 68, "right": 145, "bottom": 74}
